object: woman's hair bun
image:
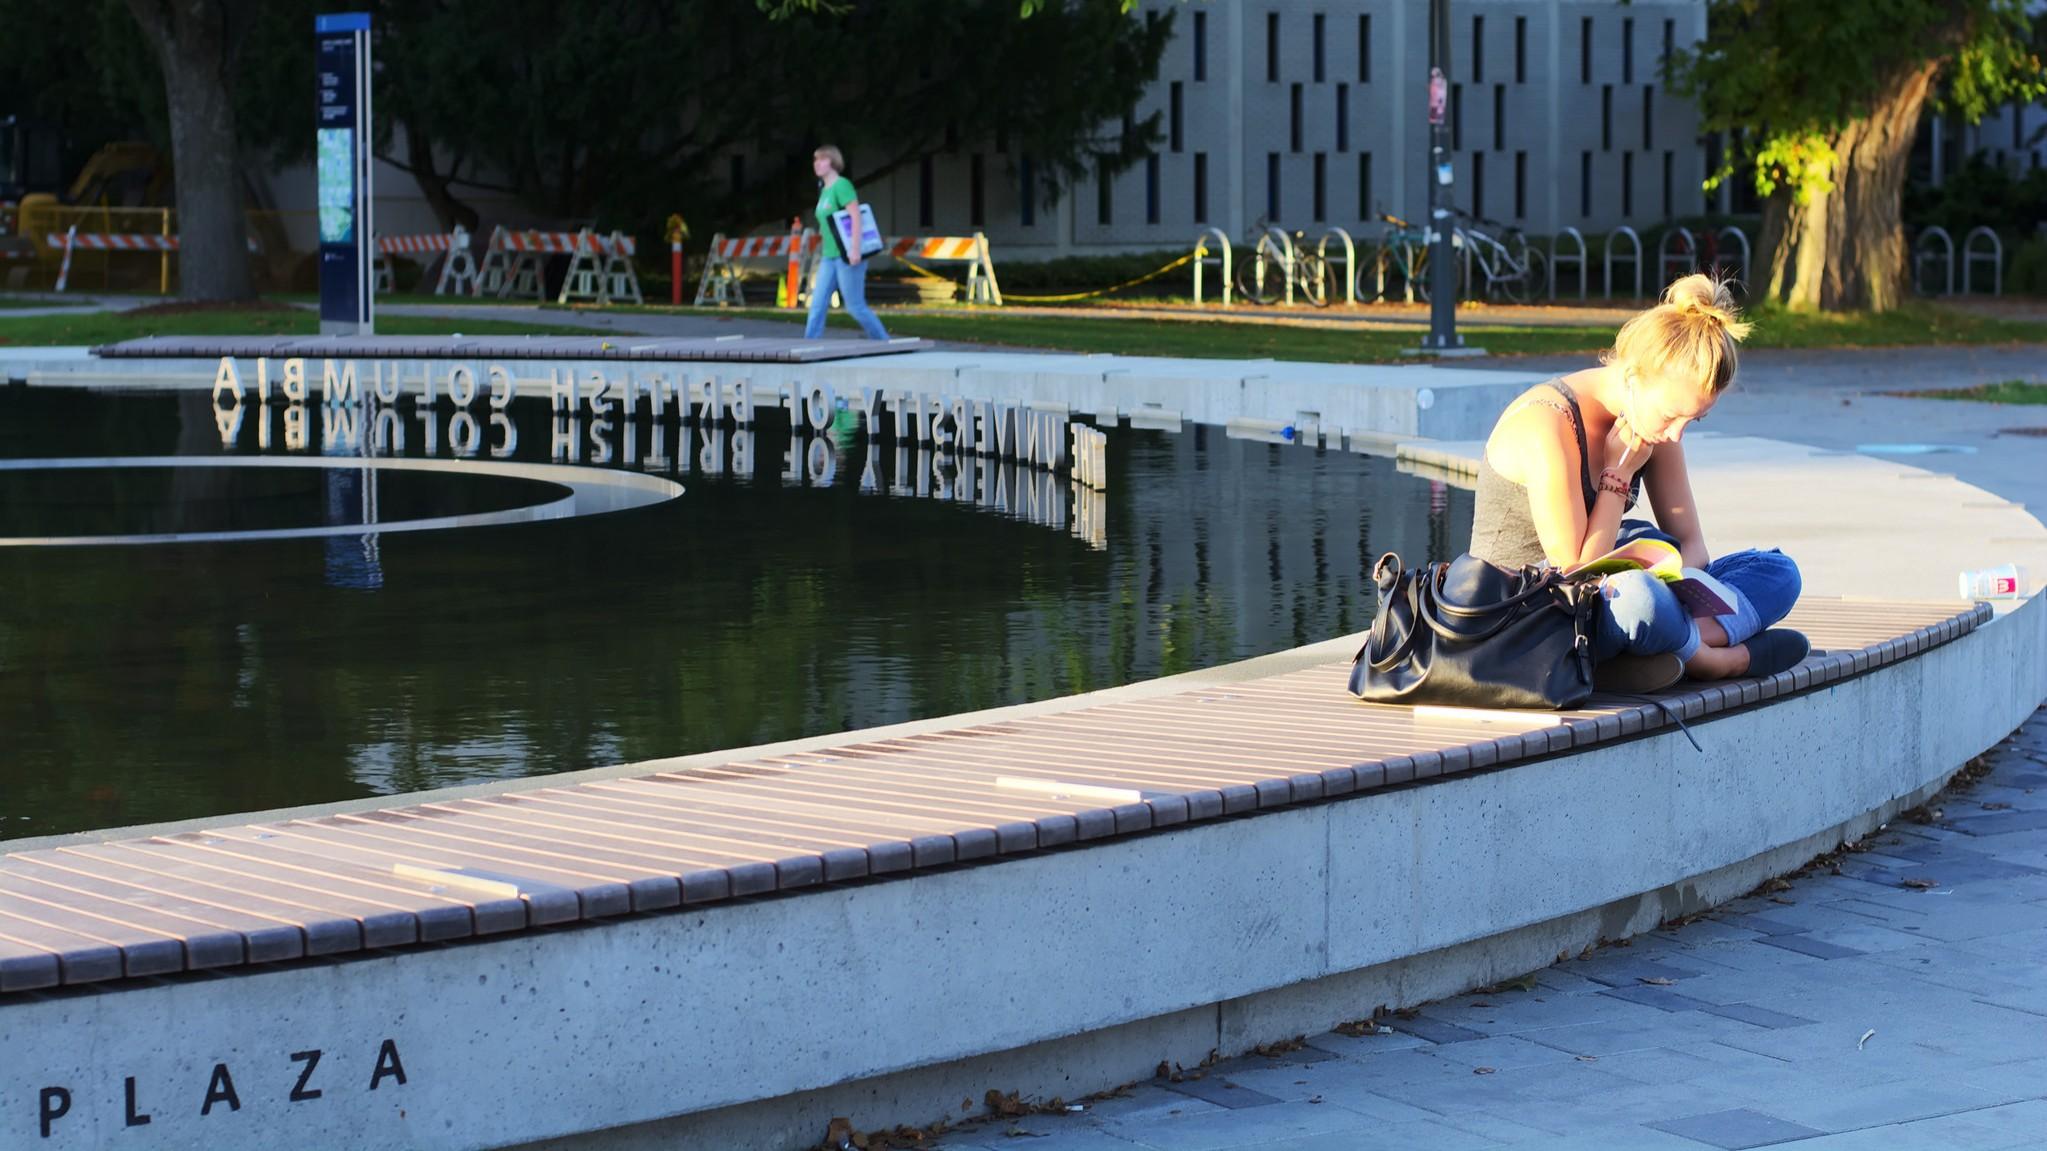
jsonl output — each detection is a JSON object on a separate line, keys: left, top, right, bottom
{"left": 1662, "top": 273, "right": 1752, "bottom": 339}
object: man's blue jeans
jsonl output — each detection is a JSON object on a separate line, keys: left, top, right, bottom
{"left": 1593, "top": 521, "right": 1803, "bottom": 662}
{"left": 805, "top": 257, "right": 891, "bottom": 341}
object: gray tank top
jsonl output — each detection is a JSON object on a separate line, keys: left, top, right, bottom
{"left": 1468, "top": 379, "right": 1615, "bottom": 569}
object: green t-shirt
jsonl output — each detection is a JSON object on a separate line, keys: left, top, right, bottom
{"left": 815, "top": 176, "right": 859, "bottom": 260}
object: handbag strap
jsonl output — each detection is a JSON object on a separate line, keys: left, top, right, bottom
{"left": 1366, "top": 567, "right": 1433, "bottom": 672}
{"left": 1417, "top": 564, "right": 1570, "bottom": 645}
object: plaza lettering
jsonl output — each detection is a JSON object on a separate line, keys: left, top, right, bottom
{"left": 34, "top": 1038, "right": 406, "bottom": 1139}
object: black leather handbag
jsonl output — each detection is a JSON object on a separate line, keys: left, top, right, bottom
{"left": 1348, "top": 552, "right": 1600, "bottom": 710}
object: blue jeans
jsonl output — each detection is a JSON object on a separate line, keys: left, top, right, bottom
{"left": 805, "top": 257, "right": 890, "bottom": 341}
{"left": 1594, "top": 521, "right": 1803, "bottom": 662}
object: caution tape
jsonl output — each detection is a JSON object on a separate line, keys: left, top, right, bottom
{"left": 894, "top": 251, "right": 1195, "bottom": 304}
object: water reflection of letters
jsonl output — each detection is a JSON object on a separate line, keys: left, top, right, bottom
{"left": 209, "top": 355, "right": 1108, "bottom": 546}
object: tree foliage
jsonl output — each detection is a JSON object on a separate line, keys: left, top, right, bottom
{"left": 1666, "top": 0, "right": 2043, "bottom": 310}
{"left": 1669, "top": 0, "right": 2042, "bottom": 206}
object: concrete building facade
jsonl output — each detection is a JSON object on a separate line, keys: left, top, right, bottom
{"left": 856, "top": 0, "right": 1712, "bottom": 257}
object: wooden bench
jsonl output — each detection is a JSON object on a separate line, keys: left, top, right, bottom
{"left": 0, "top": 597, "right": 1987, "bottom": 994}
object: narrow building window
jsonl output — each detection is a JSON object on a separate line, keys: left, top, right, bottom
{"left": 1291, "top": 83, "right": 1304, "bottom": 152}
{"left": 1643, "top": 86, "right": 1654, "bottom": 151}
{"left": 1267, "top": 11, "right": 1280, "bottom": 82}
{"left": 1514, "top": 151, "right": 1527, "bottom": 219}
{"left": 1451, "top": 83, "right": 1463, "bottom": 151}
{"left": 1313, "top": 12, "right": 1325, "bottom": 82}
{"left": 1336, "top": 83, "right": 1350, "bottom": 152}
{"left": 1493, "top": 84, "right": 1505, "bottom": 151}
{"left": 1096, "top": 158, "right": 1112, "bottom": 225}
{"left": 1146, "top": 154, "right": 1161, "bottom": 224}
{"left": 1581, "top": 18, "right": 1593, "bottom": 84}
{"left": 1471, "top": 15, "right": 1484, "bottom": 84}
{"left": 1267, "top": 152, "right": 1281, "bottom": 220}
{"left": 1515, "top": 16, "right": 1527, "bottom": 83}
{"left": 1661, "top": 150, "right": 1673, "bottom": 218}
{"left": 1472, "top": 151, "right": 1486, "bottom": 219}
{"left": 1358, "top": 13, "right": 1371, "bottom": 82}
{"left": 1171, "top": 82, "right": 1184, "bottom": 152}
{"left": 1580, "top": 151, "right": 1592, "bottom": 218}
{"left": 1662, "top": 18, "right": 1674, "bottom": 66}
{"left": 1601, "top": 85, "right": 1613, "bottom": 151}
{"left": 1313, "top": 153, "right": 1327, "bottom": 221}
{"left": 1194, "top": 151, "right": 1209, "bottom": 222}
{"left": 1193, "top": 10, "right": 1207, "bottom": 81}
{"left": 1622, "top": 152, "right": 1634, "bottom": 217}
{"left": 969, "top": 154, "right": 985, "bottom": 226}
{"left": 1623, "top": 17, "right": 1634, "bottom": 84}
{"left": 1358, "top": 151, "right": 1373, "bottom": 219}
{"left": 919, "top": 156, "right": 934, "bottom": 227}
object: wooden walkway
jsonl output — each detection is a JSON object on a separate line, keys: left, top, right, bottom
{"left": 0, "top": 597, "right": 1988, "bottom": 995}
{"left": 92, "top": 334, "right": 930, "bottom": 364}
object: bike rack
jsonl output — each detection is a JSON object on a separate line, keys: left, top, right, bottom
{"left": 1963, "top": 226, "right": 2003, "bottom": 296}
{"left": 1191, "top": 228, "right": 1233, "bottom": 307}
{"left": 1913, "top": 226, "right": 1955, "bottom": 296}
{"left": 1550, "top": 227, "right": 1587, "bottom": 301}
{"left": 1713, "top": 226, "right": 1750, "bottom": 286}
{"left": 1658, "top": 226, "right": 1697, "bottom": 290}
{"left": 1260, "top": 226, "right": 1297, "bottom": 307}
{"left": 1315, "top": 227, "right": 1358, "bottom": 306}
{"left": 1375, "top": 223, "right": 1425, "bottom": 304}
{"left": 1605, "top": 226, "right": 1643, "bottom": 299}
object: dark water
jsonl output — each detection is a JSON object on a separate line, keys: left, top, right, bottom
{"left": 0, "top": 386, "right": 1472, "bottom": 839}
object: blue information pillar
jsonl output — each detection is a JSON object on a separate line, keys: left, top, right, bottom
{"left": 315, "top": 12, "right": 373, "bottom": 336}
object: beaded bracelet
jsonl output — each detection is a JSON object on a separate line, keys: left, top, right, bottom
{"left": 1598, "top": 472, "right": 1630, "bottom": 498}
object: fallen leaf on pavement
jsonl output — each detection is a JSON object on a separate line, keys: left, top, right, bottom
{"left": 1639, "top": 977, "right": 1676, "bottom": 986}
{"left": 1901, "top": 877, "right": 1940, "bottom": 890}
{"left": 1858, "top": 1029, "right": 1876, "bottom": 1050}
{"left": 1474, "top": 1067, "right": 1496, "bottom": 1075}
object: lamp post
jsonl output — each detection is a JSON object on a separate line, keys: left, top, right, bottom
{"left": 1422, "top": 0, "right": 1459, "bottom": 351}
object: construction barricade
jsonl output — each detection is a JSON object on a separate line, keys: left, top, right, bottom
{"left": 373, "top": 226, "right": 478, "bottom": 296}
{"left": 45, "top": 227, "right": 258, "bottom": 292}
{"left": 695, "top": 231, "right": 817, "bottom": 307}
{"left": 472, "top": 227, "right": 642, "bottom": 304}
{"left": 862, "top": 233, "right": 1003, "bottom": 305}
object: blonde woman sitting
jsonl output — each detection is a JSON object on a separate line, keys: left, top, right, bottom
{"left": 1468, "top": 273, "right": 1806, "bottom": 691}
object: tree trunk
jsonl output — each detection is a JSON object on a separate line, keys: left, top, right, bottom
{"left": 126, "top": 0, "right": 253, "bottom": 302}
{"left": 1754, "top": 60, "right": 1939, "bottom": 312}
{"left": 403, "top": 128, "right": 480, "bottom": 235}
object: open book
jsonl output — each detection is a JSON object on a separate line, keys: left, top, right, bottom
{"left": 1563, "top": 537, "right": 1734, "bottom": 618}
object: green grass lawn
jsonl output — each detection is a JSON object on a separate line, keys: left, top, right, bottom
{"left": 1892, "top": 379, "right": 2047, "bottom": 405}
{"left": 600, "top": 299, "right": 2047, "bottom": 363}
{"left": 0, "top": 307, "right": 595, "bottom": 347}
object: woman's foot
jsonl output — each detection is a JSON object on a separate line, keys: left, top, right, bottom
{"left": 1743, "top": 629, "right": 1811, "bottom": 678}
{"left": 1683, "top": 628, "right": 1810, "bottom": 680}
{"left": 1595, "top": 652, "right": 1685, "bottom": 694}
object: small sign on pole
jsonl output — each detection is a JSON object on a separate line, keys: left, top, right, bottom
{"left": 316, "top": 12, "right": 374, "bottom": 336}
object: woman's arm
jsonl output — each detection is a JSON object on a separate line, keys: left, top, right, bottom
{"left": 1643, "top": 440, "right": 1710, "bottom": 567}
{"left": 1510, "top": 406, "right": 1637, "bottom": 566}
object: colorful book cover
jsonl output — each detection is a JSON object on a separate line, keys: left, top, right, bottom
{"left": 1564, "top": 539, "right": 1733, "bottom": 618}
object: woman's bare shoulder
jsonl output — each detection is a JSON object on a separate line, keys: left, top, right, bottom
{"left": 1484, "top": 383, "right": 1577, "bottom": 481}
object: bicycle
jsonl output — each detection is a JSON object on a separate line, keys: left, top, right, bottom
{"left": 1234, "top": 217, "right": 1336, "bottom": 307}
{"left": 1452, "top": 212, "right": 1546, "bottom": 305}
{"left": 1362, "top": 210, "right": 1432, "bottom": 303}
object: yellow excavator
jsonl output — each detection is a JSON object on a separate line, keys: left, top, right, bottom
{"left": 1, "top": 117, "right": 173, "bottom": 288}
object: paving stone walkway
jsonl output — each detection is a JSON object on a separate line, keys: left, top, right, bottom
{"left": 936, "top": 707, "right": 2047, "bottom": 1150}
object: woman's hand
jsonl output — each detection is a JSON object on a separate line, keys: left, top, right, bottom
{"left": 1604, "top": 416, "right": 1652, "bottom": 478}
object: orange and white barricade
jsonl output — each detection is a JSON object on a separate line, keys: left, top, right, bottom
{"left": 694, "top": 230, "right": 818, "bottom": 307}
{"left": 812, "top": 232, "right": 1002, "bottom": 305}
{"left": 46, "top": 227, "right": 258, "bottom": 292}
{"left": 554, "top": 229, "right": 641, "bottom": 306}
{"left": 372, "top": 225, "right": 477, "bottom": 296}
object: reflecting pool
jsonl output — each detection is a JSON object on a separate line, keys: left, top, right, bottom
{"left": 0, "top": 386, "right": 1472, "bottom": 838}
